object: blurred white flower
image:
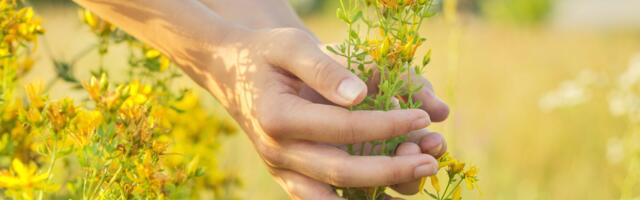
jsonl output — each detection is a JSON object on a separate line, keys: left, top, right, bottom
{"left": 606, "top": 137, "right": 625, "bottom": 164}
{"left": 618, "top": 54, "right": 640, "bottom": 90}
{"left": 539, "top": 70, "right": 598, "bottom": 112}
{"left": 609, "top": 53, "right": 640, "bottom": 121}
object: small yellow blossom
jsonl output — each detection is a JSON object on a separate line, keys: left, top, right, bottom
{"left": 0, "top": 159, "right": 57, "bottom": 192}
{"left": 463, "top": 166, "right": 479, "bottom": 190}
{"left": 25, "top": 82, "right": 45, "bottom": 109}
{"left": 430, "top": 175, "right": 441, "bottom": 193}
{"left": 451, "top": 187, "right": 462, "bottom": 200}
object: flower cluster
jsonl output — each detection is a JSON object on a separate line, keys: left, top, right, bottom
{"left": 1, "top": 2, "right": 239, "bottom": 199}
{"left": 422, "top": 152, "right": 479, "bottom": 200}
{"left": 330, "top": 0, "right": 478, "bottom": 199}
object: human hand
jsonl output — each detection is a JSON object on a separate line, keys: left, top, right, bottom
{"left": 184, "top": 27, "right": 446, "bottom": 199}
{"left": 74, "top": 1, "right": 449, "bottom": 198}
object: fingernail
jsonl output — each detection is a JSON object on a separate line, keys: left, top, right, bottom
{"left": 411, "top": 117, "right": 430, "bottom": 130}
{"left": 414, "top": 164, "right": 438, "bottom": 178}
{"left": 337, "top": 78, "right": 365, "bottom": 103}
{"left": 429, "top": 143, "right": 444, "bottom": 156}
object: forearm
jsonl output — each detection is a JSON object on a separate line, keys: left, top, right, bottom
{"left": 198, "top": 0, "right": 314, "bottom": 36}
{"left": 73, "top": 0, "right": 234, "bottom": 67}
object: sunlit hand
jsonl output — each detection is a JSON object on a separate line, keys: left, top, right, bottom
{"left": 189, "top": 27, "right": 444, "bottom": 198}
{"left": 196, "top": 1, "right": 451, "bottom": 198}
{"left": 74, "top": 1, "right": 450, "bottom": 199}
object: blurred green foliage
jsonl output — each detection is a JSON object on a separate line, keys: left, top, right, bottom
{"left": 480, "top": 0, "right": 552, "bottom": 25}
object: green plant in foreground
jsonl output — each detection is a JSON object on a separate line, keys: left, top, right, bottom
{"left": 330, "top": 0, "right": 478, "bottom": 199}
{"left": 1, "top": 1, "right": 239, "bottom": 199}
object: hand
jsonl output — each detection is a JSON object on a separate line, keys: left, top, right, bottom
{"left": 197, "top": 1, "right": 451, "bottom": 198}
{"left": 74, "top": 1, "right": 450, "bottom": 198}
{"left": 187, "top": 27, "right": 446, "bottom": 199}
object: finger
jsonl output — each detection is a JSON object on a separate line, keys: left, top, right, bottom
{"left": 407, "top": 75, "right": 449, "bottom": 122}
{"left": 266, "top": 28, "right": 367, "bottom": 106}
{"left": 271, "top": 168, "right": 343, "bottom": 200}
{"left": 391, "top": 142, "right": 423, "bottom": 195}
{"left": 262, "top": 95, "right": 430, "bottom": 144}
{"left": 281, "top": 142, "right": 439, "bottom": 187}
{"left": 407, "top": 129, "right": 447, "bottom": 158}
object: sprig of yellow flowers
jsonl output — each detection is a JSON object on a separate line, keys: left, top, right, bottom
{"left": 330, "top": 0, "right": 479, "bottom": 199}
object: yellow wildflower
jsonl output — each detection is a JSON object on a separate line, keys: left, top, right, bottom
{"left": 25, "top": 107, "right": 41, "bottom": 124}
{"left": 463, "top": 166, "right": 479, "bottom": 190}
{"left": 450, "top": 161, "right": 466, "bottom": 174}
{"left": 0, "top": 159, "right": 57, "bottom": 191}
{"left": 122, "top": 80, "right": 152, "bottom": 107}
{"left": 451, "top": 187, "right": 462, "bottom": 200}
{"left": 418, "top": 177, "right": 427, "bottom": 192}
{"left": 25, "top": 82, "right": 45, "bottom": 109}
{"left": 430, "top": 175, "right": 441, "bottom": 193}
{"left": 438, "top": 152, "right": 457, "bottom": 169}
{"left": 46, "top": 98, "right": 77, "bottom": 132}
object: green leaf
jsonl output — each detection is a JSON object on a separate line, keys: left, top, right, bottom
{"left": 53, "top": 61, "right": 79, "bottom": 83}
{"left": 337, "top": 8, "right": 348, "bottom": 23}
{"left": 326, "top": 45, "right": 340, "bottom": 55}
{"left": 425, "top": 189, "right": 439, "bottom": 199}
{"left": 422, "top": 49, "right": 432, "bottom": 67}
{"left": 351, "top": 11, "right": 363, "bottom": 23}
{"left": 349, "top": 30, "right": 359, "bottom": 41}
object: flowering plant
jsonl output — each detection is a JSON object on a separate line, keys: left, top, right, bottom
{"left": 330, "top": 0, "right": 478, "bottom": 199}
{"left": 0, "top": 1, "right": 239, "bottom": 199}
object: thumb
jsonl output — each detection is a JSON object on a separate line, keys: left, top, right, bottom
{"left": 265, "top": 28, "right": 367, "bottom": 106}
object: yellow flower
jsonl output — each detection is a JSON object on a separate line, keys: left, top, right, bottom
{"left": 122, "top": 80, "right": 152, "bottom": 107}
{"left": 71, "top": 110, "right": 103, "bottom": 146}
{"left": 452, "top": 186, "right": 462, "bottom": 200}
{"left": 83, "top": 74, "right": 110, "bottom": 101}
{"left": 380, "top": 0, "right": 398, "bottom": 9}
{"left": 78, "top": 9, "right": 115, "bottom": 35}
{"left": 438, "top": 152, "right": 457, "bottom": 169}
{"left": 0, "top": 159, "right": 57, "bottom": 192}
{"left": 25, "top": 107, "right": 42, "bottom": 124}
{"left": 430, "top": 175, "right": 441, "bottom": 193}
{"left": 450, "top": 161, "right": 466, "bottom": 174}
{"left": 25, "top": 82, "right": 45, "bottom": 109}
{"left": 463, "top": 166, "right": 479, "bottom": 190}
{"left": 418, "top": 177, "right": 427, "bottom": 192}
{"left": 46, "top": 98, "right": 77, "bottom": 131}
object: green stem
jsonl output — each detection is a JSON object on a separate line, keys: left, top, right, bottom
{"left": 443, "top": 178, "right": 465, "bottom": 200}
{"left": 439, "top": 175, "right": 454, "bottom": 200}
{"left": 37, "top": 141, "right": 58, "bottom": 200}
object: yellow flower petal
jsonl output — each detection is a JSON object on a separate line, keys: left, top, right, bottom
{"left": 11, "top": 159, "right": 29, "bottom": 180}
{"left": 418, "top": 177, "right": 426, "bottom": 191}
{"left": 430, "top": 175, "right": 441, "bottom": 193}
{"left": 452, "top": 187, "right": 462, "bottom": 200}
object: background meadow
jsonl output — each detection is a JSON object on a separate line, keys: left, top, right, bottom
{"left": 12, "top": 0, "right": 640, "bottom": 199}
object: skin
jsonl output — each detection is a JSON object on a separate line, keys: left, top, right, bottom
{"left": 73, "top": 0, "right": 450, "bottom": 199}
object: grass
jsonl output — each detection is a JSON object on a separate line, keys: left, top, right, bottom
{"left": 29, "top": 4, "right": 640, "bottom": 200}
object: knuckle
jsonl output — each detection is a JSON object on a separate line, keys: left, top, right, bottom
{"left": 327, "top": 165, "right": 351, "bottom": 186}
{"left": 257, "top": 143, "right": 287, "bottom": 168}
{"left": 275, "top": 28, "right": 311, "bottom": 49}
{"left": 383, "top": 158, "right": 406, "bottom": 184}
{"left": 309, "top": 55, "right": 336, "bottom": 88}
{"left": 258, "top": 111, "right": 285, "bottom": 137}
{"left": 383, "top": 113, "right": 401, "bottom": 137}
{"left": 337, "top": 112, "right": 358, "bottom": 143}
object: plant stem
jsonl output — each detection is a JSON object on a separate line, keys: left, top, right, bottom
{"left": 37, "top": 141, "right": 58, "bottom": 200}
{"left": 443, "top": 178, "right": 465, "bottom": 200}
{"left": 439, "top": 175, "right": 454, "bottom": 200}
